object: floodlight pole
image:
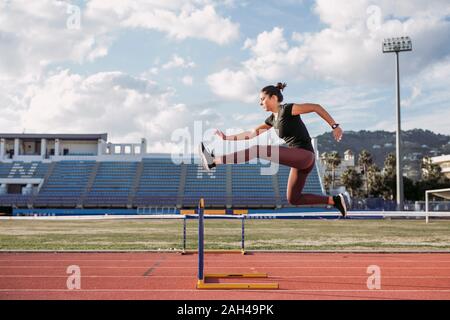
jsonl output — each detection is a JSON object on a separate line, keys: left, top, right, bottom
{"left": 395, "top": 51, "right": 404, "bottom": 211}
{"left": 383, "top": 36, "right": 411, "bottom": 211}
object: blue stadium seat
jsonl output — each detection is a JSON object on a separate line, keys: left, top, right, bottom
{"left": 34, "top": 161, "right": 96, "bottom": 207}
{"left": 133, "top": 158, "right": 181, "bottom": 207}
{"left": 1, "top": 157, "right": 324, "bottom": 209}
{"left": 84, "top": 162, "right": 137, "bottom": 207}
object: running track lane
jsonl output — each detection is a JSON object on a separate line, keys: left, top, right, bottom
{"left": 1, "top": 252, "right": 450, "bottom": 300}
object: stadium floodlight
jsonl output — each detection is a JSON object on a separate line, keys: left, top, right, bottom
{"left": 382, "top": 36, "right": 412, "bottom": 211}
{"left": 382, "top": 36, "right": 412, "bottom": 53}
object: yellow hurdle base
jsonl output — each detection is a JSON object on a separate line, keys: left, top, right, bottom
{"left": 205, "top": 273, "right": 268, "bottom": 278}
{"left": 182, "top": 249, "right": 246, "bottom": 255}
{"left": 196, "top": 273, "right": 279, "bottom": 290}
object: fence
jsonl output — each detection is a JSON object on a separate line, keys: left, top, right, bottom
{"left": 350, "top": 197, "right": 450, "bottom": 212}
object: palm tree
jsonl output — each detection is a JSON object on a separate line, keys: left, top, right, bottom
{"left": 341, "top": 168, "right": 363, "bottom": 197}
{"left": 384, "top": 153, "right": 396, "bottom": 176}
{"left": 328, "top": 151, "right": 341, "bottom": 189}
{"left": 323, "top": 173, "right": 332, "bottom": 194}
{"left": 367, "top": 164, "right": 382, "bottom": 197}
{"left": 382, "top": 153, "right": 396, "bottom": 200}
{"left": 358, "top": 150, "right": 373, "bottom": 196}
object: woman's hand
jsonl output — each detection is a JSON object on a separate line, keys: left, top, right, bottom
{"left": 333, "top": 126, "right": 343, "bottom": 142}
{"left": 214, "top": 129, "right": 227, "bottom": 140}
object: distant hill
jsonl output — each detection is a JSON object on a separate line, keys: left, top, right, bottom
{"left": 316, "top": 129, "right": 450, "bottom": 180}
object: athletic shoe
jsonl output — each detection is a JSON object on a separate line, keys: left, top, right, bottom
{"left": 333, "top": 193, "right": 349, "bottom": 218}
{"left": 198, "top": 142, "right": 216, "bottom": 171}
{"left": 343, "top": 191, "right": 352, "bottom": 208}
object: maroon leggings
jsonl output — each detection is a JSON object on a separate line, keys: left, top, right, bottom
{"left": 220, "top": 145, "right": 329, "bottom": 205}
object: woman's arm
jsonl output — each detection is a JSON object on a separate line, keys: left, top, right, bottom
{"left": 215, "top": 123, "right": 272, "bottom": 141}
{"left": 292, "top": 103, "right": 343, "bottom": 142}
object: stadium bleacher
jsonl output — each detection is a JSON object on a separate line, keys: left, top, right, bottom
{"left": 133, "top": 158, "right": 181, "bottom": 207}
{"left": 33, "top": 161, "right": 96, "bottom": 207}
{"left": 0, "top": 157, "right": 324, "bottom": 209}
{"left": 183, "top": 162, "right": 228, "bottom": 208}
{"left": 84, "top": 161, "right": 138, "bottom": 207}
{"left": 232, "top": 163, "right": 277, "bottom": 208}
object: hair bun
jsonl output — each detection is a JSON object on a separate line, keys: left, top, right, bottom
{"left": 276, "top": 82, "right": 287, "bottom": 91}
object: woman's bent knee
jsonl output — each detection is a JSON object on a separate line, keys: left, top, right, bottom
{"left": 287, "top": 194, "right": 302, "bottom": 205}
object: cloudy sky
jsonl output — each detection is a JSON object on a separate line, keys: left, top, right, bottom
{"left": 1, "top": 0, "right": 449, "bottom": 153}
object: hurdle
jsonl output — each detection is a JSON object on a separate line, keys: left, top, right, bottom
{"left": 181, "top": 213, "right": 246, "bottom": 255}
{"left": 196, "top": 198, "right": 279, "bottom": 290}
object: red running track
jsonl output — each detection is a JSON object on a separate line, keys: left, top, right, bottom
{"left": 1, "top": 252, "right": 450, "bottom": 300}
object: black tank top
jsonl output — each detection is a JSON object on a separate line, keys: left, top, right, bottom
{"left": 265, "top": 103, "right": 314, "bottom": 153}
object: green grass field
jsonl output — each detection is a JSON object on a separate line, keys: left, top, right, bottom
{"left": 1, "top": 218, "right": 450, "bottom": 251}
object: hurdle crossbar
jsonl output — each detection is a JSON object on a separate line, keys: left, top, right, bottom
{"left": 196, "top": 198, "right": 278, "bottom": 290}
{"left": 182, "top": 214, "right": 246, "bottom": 255}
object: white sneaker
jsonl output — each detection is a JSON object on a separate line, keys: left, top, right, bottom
{"left": 198, "top": 142, "right": 216, "bottom": 171}
{"left": 343, "top": 191, "right": 352, "bottom": 209}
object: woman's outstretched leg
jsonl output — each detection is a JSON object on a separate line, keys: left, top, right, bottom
{"left": 215, "top": 144, "right": 315, "bottom": 170}
{"left": 198, "top": 142, "right": 350, "bottom": 215}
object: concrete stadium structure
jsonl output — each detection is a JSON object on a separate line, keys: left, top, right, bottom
{"left": 0, "top": 133, "right": 324, "bottom": 215}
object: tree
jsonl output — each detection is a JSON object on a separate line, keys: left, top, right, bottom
{"left": 404, "top": 176, "right": 418, "bottom": 201}
{"left": 367, "top": 164, "right": 383, "bottom": 197}
{"left": 383, "top": 153, "right": 396, "bottom": 175}
{"left": 358, "top": 150, "right": 373, "bottom": 196}
{"left": 327, "top": 151, "right": 341, "bottom": 189}
{"left": 319, "top": 152, "right": 332, "bottom": 193}
{"left": 382, "top": 153, "right": 396, "bottom": 200}
{"left": 421, "top": 156, "right": 442, "bottom": 182}
{"left": 341, "top": 168, "right": 363, "bottom": 197}
{"left": 320, "top": 152, "right": 331, "bottom": 172}
{"left": 323, "top": 174, "right": 332, "bottom": 194}
{"left": 416, "top": 156, "right": 450, "bottom": 200}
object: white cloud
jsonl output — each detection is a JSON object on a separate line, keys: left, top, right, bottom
{"left": 206, "top": 69, "right": 258, "bottom": 103}
{"left": 207, "top": 0, "right": 450, "bottom": 117}
{"left": 0, "top": 0, "right": 239, "bottom": 82}
{"left": 242, "top": 27, "right": 301, "bottom": 81}
{"left": 232, "top": 112, "right": 263, "bottom": 124}
{"left": 303, "top": 0, "right": 450, "bottom": 84}
{"left": 403, "top": 109, "right": 450, "bottom": 135}
{"left": 1, "top": 70, "right": 222, "bottom": 153}
{"left": 366, "top": 56, "right": 450, "bottom": 135}
{"left": 87, "top": 1, "right": 240, "bottom": 45}
{"left": 297, "top": 85, "right": 385, "bottom": 136}
{"left": 162, "top": 55, "right": 196, "bottom": 69}
{"left": 407, "top": 58, "right": 450, "bottom": 106}
{"left": 313, "top": 0, "right": 368, "bottom": 30}
{"left": 371, "top": 108, "right": 450, "bottom": 135}
{"left": 0, "top": 0, "right": 113, "bottom": 81}
{"left": 181, "top": 76, "right": 194, "bottom": 86}
{"left": 243, "top": 27, "right": 288, "bottom": 57}
{"left": 401, "top": 86, "right": 422, "bottom": 108}
{"left": 0, "top": 0, "right": 235, "bottom": 151}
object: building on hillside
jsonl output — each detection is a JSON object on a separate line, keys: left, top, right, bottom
{"left": 317, "top": 149, "right": 355, "bottom": 192}
{"left": 430, "top": 154, "right": 450, "bottom": 179}
{"left": 403, "top": 164, "right": 421, "bottom": 181}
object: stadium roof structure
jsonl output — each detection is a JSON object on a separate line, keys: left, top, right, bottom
{"left": 0, "top": 133, "right": 108, "bottom": 141}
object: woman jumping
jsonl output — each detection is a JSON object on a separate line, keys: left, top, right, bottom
{"left": 199, "top": 82, "right": 351, "bottom": 217}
